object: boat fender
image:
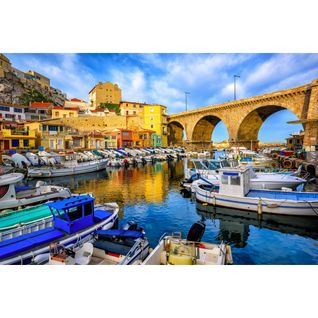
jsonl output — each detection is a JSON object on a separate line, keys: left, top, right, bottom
{"left": 33, "top": 253, "right": 50, "bottom": 264}
{"left": 257, "top": 198, "right": 262, "bottom": 215}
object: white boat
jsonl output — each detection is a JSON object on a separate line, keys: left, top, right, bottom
{"left": 28, "top": 158, "right": 109, "bottom": 178}
{"left": 10, "top": 153, "right": 31, "bottom": 169}
{"left": 142, "top": 222, "right": 233, "bottom": 265}
{"left": 183, "top": 159, "right": 305, "bottom": 192}
{"left": 0, "top": 173, "right": 71, "bottom": 211}
{"left": 0, "top": 195, "right": 119, "bottom": 265}
{"left": 194, "top": 166, "right": 318, "bottom": 216}
{"left": 47, "top": 221, "right": 150, "bottom": 265}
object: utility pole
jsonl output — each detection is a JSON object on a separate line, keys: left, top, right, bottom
{"left": 185, "top": 92, "right": 190, "bottom": 111}
{"left": 234, "top": 75, "right": 240, "bottom": 101}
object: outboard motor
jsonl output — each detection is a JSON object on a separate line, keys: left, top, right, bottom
{"left": 187, "top": 221, "right": 206, "bottom": 242}
{"left": 122, "top": 221, "right": 144, "bottom": 233}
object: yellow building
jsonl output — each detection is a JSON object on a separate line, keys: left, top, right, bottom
{"left": 51, "top": 106, "right": 78, "bottom": 119}
{"left": 25, "top": 70, "right": 50, "bottom": 91}
{"left": 119, "top": 101, "right": 145, "bottom": 117}
{"left": 0, "top": 54, "right": 12, "bottom": 78}
{"left": 0, "top": 128, "right": 36, "bottom": 150}
{"left": 143, "top": 104, "right": 168, "bottom": 146}
{"left": 89, "top": 82, "right": 122, "bottom": 109}
{"left": 25, "top": 120, "right": 83, "bottom": 150}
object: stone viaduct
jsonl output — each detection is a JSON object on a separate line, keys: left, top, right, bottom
{"left": 167, "top": 79, "right": 318, "bottom": 150}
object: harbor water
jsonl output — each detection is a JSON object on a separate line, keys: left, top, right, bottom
{"left": 28, "top": 159, "right": 318, "bottom": 265}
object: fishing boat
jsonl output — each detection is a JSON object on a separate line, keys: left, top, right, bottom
{"left": 28, "top": 158, "right": 109, "bottom": 178}
{"left": 142, "top": 221, "right": 233, "bottom": 265}
{"left": 0, "top": 195, "right": 119, "bottom": 264}
{"left": 0, "top": 173, "right": 71, "bottom": 211}
{"left": 46, "top": 221, "right": 150, "bottom": 265}
{"left": 194, "top": 167, "right": 318, "bottom": 216}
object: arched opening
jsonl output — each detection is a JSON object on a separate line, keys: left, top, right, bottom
{"left": 168, "top": 121, "right": 185, "bottom": 145}
{"left": 237, "top": 105, "right": 303, "bottom": 149}
{"left": 212, "top": 121, "right": 229, "bottom": 146}
{"left": 192, "top": 115, "right": 228, "bottom": 143}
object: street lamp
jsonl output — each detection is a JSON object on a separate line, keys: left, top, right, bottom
{"left": 185, "top": 92, "right": 190, "bottom": 111}
{"left": 233, "top": 75, "right": 240, "bottom": 101}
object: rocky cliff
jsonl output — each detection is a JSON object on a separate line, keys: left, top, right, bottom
{"left": 0, "top": 72, "right": 65, "bottom": 106}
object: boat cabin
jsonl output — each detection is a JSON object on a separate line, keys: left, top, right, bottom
{"left": 219, "top": 167, "right": 250, "bottom": 197}
{"left": 47, "top": 195, "right": 105, "bottom": 234}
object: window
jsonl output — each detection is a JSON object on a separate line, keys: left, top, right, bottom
{"left": 150, "top": 124, "right": 154, "bottom": 128}
{"left": 133, "top": 104, "right": 136, "bottom": 108}
{"left": 126, "top": 103, "right": 128, "bottom": 106}
{"left": 55, "top": 112, "right": 59, "bottom": 117}
{"left": 14, "top": 108, "right": 23, "bottom": 113}
{"left": 133, "top": 111, "right": 136, "bottom": 115}
{"left": 23, "top": 140, "right": 29, "bottom": 147}
{"left": 5, "top": 114, "right": 15, "bottom": 119}
{"left": 221, "top": 175, "right": 228, "bottom": 185}
{"left": 60, "top": 126, "right": 63, "bottom": 132}
{"left": 230, "top": 175, "right": 241, "bottom": 186}
{"left": 12, "top": 139, "right": 19, "bottom": 147}
{"left": 0, "top": 106, "right": 10, "bottom": 111}
{"left": 42, "top": 125, "right": 47, "bottom": 131}
{"left": 150, "top": 116, "right": 154, "bottom": 120}
{"left": 49, "top": 125, "right": 58, "bottom": 131}
{"left": 38, "top": 110, "right": 46, "bottom": 114}
{"left": 139, "top": 105, "right": 143, "bottom": 108}
{"left": 84, "top": 203, "right": 92, "bottom": 216}
{"left": 122, "top": 131, "right": 129, "bottom": 137}
{"left": 144, "top": 134, "right": 147, "bottom": 139}
{"left": 150, "top": 108, "right": 154, "bottom": 112}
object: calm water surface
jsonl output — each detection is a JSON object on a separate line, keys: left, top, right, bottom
{"left": 30, "top": 160, "right": 318, "bottom": 265}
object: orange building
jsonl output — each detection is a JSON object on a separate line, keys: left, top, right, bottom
{"left": 132, "top": 129, "right": 155, "bottom": 148}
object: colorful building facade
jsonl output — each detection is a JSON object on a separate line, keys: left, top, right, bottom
{"left": 0, "top": 121, "right": 36, "bottom": 150}
{"left": 143, "top": 104, "right": 168, "bottom": 146}
{"left": 51, "top": 106, "right": 78, "bottom": 119}
{"left": 132, "top": 129, "right": 154, "bottom": 148}
{"left": 89, "top": 82, "right": 122, "bottom": 109}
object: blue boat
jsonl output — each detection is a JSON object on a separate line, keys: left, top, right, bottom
{"left": 0, "top": 195, "right": 119, "bottom": 265}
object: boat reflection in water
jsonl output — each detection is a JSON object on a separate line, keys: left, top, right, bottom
{"left": 196, "top": 202, "right": 318, "bottom": 249}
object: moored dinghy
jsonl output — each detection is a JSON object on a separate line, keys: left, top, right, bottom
{"left": 47, "top": 221, "right": 150, "bottom": 265}
{"left": 0, "top": 173, "right": 71, "bottom": 211}
{"left": 0, "top": 195, "right": 119, "bottom": 264}
{"left": 143, "top": 221, "right": 232, "bottom": 265}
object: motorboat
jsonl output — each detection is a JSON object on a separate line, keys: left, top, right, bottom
{"left": 0, "top": 195, "right": 119, "bottom": 264}
{"left": 142, "top": 221, "right": 233, "bottom": 265}
{"left": 194, "top": 167, "right": 318, "bottom": 216}
{"left": 182, "top": 159, "right": 306, "bottom": 192}
{"left": 0, "top": 173, "right": 72, "bottom": 211}
{"left": 28, "top": 158, "right": 109, "bottom": 178}
{"left": 46, "top": 221, "right": 150, "bottom": 265}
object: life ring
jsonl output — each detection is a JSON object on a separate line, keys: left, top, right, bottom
{"left": 283, "top": 159, "right": 292, "bottom": 169}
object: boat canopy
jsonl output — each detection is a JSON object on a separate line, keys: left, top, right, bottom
{"left": 96, "top": 229, "right": 144, "bottom": 239}
{"left": 47, "top": 195, "right": 96, "bottom": 234}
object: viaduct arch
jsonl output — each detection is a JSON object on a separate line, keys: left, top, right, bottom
{"left": 167, "top": 79, "right": 318, "bottom": 150}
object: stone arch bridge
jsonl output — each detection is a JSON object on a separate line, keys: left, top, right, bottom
{"left": 168, "top": 79, "right": 318, "bottom": 150}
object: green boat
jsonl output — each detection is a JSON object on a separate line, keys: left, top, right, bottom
{"left": 0, "top": 204, "right": 52, "bottom": 232}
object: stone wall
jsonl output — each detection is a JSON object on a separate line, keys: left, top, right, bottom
{"left": 47, "top": 115, "right": 145, "bottom": 132}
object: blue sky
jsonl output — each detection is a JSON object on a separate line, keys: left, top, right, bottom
{"left": 6, "top": 53, "right": 318, "bottom": 142}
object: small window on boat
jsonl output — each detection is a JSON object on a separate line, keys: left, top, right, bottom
{"left": 67, "top": 205, "right": 83, "bottom": 221}
{"left": 83, "top": 203, "right": 92, "bottom": 216}
{"left": 0, "top": 185, "right": 9, "bottom": 199}
{"left": 230, "top": 175, "right": 240, "bottom": 186}
{"left": 221, "top": 175, "right": 228, "bottom": 184}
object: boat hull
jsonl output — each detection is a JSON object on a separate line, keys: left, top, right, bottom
{"left": 195, "top": 186, "right": 318, "bottom": 216}
{"left": 28, "top": 159, "right": 108, "bottom": 178}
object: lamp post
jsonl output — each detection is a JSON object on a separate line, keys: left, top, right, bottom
{"left": 185, "top": 92, "right": 190, "bottom": 111}
{"left": 234, "top": 75, "right": 240, "bottom": 101}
